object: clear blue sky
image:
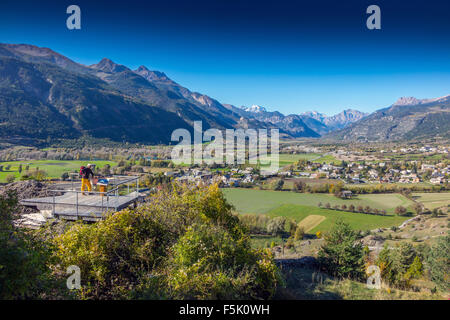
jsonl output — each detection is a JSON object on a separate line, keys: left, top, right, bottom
{"left": 1, "top": 0, "right": 449, "bottom": 115}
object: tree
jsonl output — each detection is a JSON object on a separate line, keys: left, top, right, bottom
{"left": 273, "top": 179, "right": 284, "bottom": 191}
{"left": 395, "top": 205, "right": 407, "bottom": 216}
{"left": 318, "top": 219, "right": 365, "bottom": 280}
{"left": 378, "top": 242, "right": 419, "bottom": 288}
{"left": 293, "top": 180, "right": 306, "bottom": 193}
{"left": 404, "top": 256, "right": 423, "bottom": 281}
{"left": 412, "top": 202, "right": 424, "bottom": 215}
{"left": 266, "top": 217, "right": 286, "bottom": 236}
{"left": 394, "top": 242, "right": 417, "bottom": 274}
{"left": 294, "top": 225, "right": 305, "bottom": 241}
{"left": 431, "top": 208, "right": 439, "bottom": 217}
{"left": 427, "top": 235, "right": 449, "bottom": 291}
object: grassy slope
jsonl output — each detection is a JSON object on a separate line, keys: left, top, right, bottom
{"left": 276, "top": 266, "right": 445, "bottom": 300}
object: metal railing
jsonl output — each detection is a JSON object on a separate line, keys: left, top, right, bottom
{"left": 49, "top": 175, "right": 140, "bottom": 219}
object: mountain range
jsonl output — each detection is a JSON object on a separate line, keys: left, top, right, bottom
{"left": 329, "top": 95, "right": 450, "bottom": 141}
{"left": 0, "top": 43, "right": 448, "bottom": 145}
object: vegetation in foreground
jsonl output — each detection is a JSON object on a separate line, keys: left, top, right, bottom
{"left": 0, "top": 184, "right": 282, "bottom": 300}
{"left": 277, "top": 219, "right": 449, "bottom": 299}
{"left": 1, "top": 181, "right": 447, "bottom": 300}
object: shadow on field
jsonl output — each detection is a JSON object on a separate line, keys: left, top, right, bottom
{"left": 274, "top": 257, "right": 343, "bottom": 300}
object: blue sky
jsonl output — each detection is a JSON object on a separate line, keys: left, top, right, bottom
{"left": 1, "top": 0, "right": 450, "bottom": 115}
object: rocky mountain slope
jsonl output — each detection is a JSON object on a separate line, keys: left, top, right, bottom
{"left": 329, "top": 95, "right": 450, "bottom": 141}
{"left": 3, "top": 43, "right": 440, "bottom": 145}
{"left": 1, "top": 43, "right": 329, "bottom": 145}
{"left": 0, "top": 43, "right": 276, "bottom": 145}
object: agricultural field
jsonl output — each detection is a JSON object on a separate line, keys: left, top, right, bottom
{"left": 0, "top": 160, "right": 117, "bottom": 182}
{"left": 223, "top": 188, "right": 414, "bottom": 234}
{"left": 412, "top": 192, "right": 450, "bottom": 210}
{"left": 268, "top": 204, "right": 408, "bottom": 234}
{"left": 223, "top": 188, "right": 414, "bottom": 215}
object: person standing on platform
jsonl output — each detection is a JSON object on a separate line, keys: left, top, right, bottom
{"left": 80, "top": 164, "right": 95, "bottom": 195}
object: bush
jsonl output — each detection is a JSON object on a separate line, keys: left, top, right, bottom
{"left": 20, "top": 170, "right": 47, "bottom": 181}
{"left": 166, "top": 223, "right": 281, "bottom": 299}
{"left": 53, "top": 184, "right": 281, "bottom": 299}
{"left": 61, "top": 172, "right": 70, "bottom": 181}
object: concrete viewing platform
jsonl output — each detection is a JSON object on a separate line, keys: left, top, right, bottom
{"left": 20, "top": 175, "right": 143, "bottom": 221}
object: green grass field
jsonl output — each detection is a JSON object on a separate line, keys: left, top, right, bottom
{"left": 268, "top": 204, "right": 408, "bottom": 233}
{"left": 223, "top": 188, "right": 413, "bottom": 233}
{"left": 0, "top": 160, "right": 117, "bottom": 182}
{"left": 412, "top": 192, "right": 450, "bottom": 210}
{"left": 223, "top": 188, "right": 414, "bottom": 214}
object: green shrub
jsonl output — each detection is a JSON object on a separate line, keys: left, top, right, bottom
{"left": 166, "top": 223, "right": 281, "bottom": 299}
{"left": 318, "top": 219, "right": 365, "bottom": 280}
{"left": 266, "top": 217, "right": 286, "bottom": 236}
{"left": 53, "top": 184, "right": 281, "bottom": 300}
